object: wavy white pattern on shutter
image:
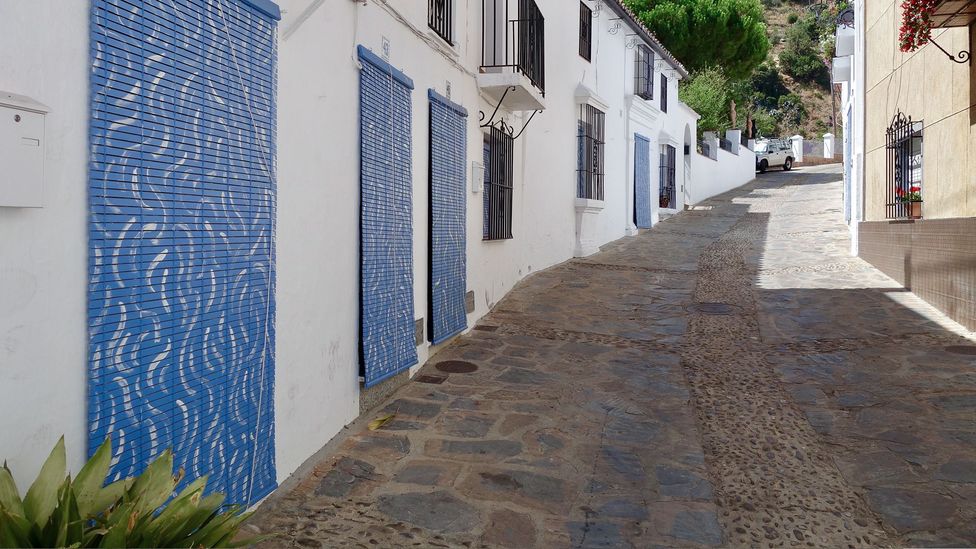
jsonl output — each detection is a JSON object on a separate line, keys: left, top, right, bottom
{"left": 428, "top": 90, "right": 468, "bottom": 345}
{"left": 358, "top": 46, "right": 418, "bottom": 387}
{"left": 88, "top": 0, "right": 279, "bottom": 505}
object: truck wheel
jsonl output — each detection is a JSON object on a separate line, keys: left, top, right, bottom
{"left": 783, "top": 157, "right": 793, "bottom": 171}
{"left": 759, "top": 159, "right": 768, "bottom": 173}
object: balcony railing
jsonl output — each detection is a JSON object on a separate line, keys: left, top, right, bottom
{"left": 482, "top": 0, "right": 546, "bottom": 94}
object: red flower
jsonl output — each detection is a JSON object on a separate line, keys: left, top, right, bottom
{"left": 899, "top": 0, "right": 939, "bottom": 52}
{"left": 910, "top": 186, "right": 921, "bottom": 192}
{"left": 896, "top": 188, "right": 906, "bottom": 196}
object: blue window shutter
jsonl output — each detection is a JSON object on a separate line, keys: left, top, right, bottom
{"left": 358, "top": 46, "right": 418, "bottom": 387}
{"left": 88, "top": 0, "right": 280, "bottom": 506}
{"left": 634, "top": 134, "right": 652, "bottom": 228}
{"left": 428, "top": 90, "right": 468, "bottom": 344}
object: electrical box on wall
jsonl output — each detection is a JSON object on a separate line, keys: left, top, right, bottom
{"left": 0, "top": 91, "right": 49, "bottom": 208}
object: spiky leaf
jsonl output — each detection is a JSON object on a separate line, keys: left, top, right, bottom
{"left": 73, "top": 436, "right": 112, "bottom": 518}
{"left": 0, "top": 465, "right": 24, "bottom": 517}
{"left": 23, "top": 436, "right": 66, "bottom": 527}
{"left": 128, "top": 450, "right": 175, "bottom": 517}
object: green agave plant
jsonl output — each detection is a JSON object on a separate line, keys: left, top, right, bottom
{"left": 0, "top": 436, "right": 268, "bottom": 548}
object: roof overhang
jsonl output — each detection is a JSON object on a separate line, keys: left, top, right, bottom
{"left": 601, "top": 0, "right": 690, "bottom": 79}
{"left": 931, "top": 0, "right": 976, "bottom": 28}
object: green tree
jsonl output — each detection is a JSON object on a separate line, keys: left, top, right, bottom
{"left": 624, "top": 0, "right": 770, "bottom": 79}
{"left": 779, "top": 20, "right": 829, "bottom": 86}
{"left": 678, "top": 67, "right": 731, "bottom": 137}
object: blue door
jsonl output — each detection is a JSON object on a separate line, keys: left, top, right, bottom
{"left": 88, "top": 0, "right": 280, "bottom": 505}
{"left": 634, "top": 134, "right": 652, "bottom": 228}
{"left": 428, "top": 91, "right": 468, "bottom": 344}
{"left": 358, "top": 46, "right": 418, "bottom": 387}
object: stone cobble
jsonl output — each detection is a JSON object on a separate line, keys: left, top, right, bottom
{"left": 246, "top": 166, "right": 976, "bottom": 548}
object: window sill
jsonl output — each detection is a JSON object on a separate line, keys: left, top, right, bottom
{"left": 426, "top": 29, "right": 460, "bottom": 58}
{"left": 574, "top": 197, "right": 605, "bottom": 213}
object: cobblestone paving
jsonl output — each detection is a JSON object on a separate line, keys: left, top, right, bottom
{"left": 247, "top": 166, "right": 976, "bottom": 548}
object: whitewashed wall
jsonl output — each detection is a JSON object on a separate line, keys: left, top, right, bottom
{"left": 688, "top": 145, "right": 758, "bottom": 205}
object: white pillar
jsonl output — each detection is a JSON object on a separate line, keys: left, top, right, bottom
{"left": 747, "top": 139, "right": 756, "bottom": 151}
{"left": 703, "top": 132, "right": 720, "bottom": 160}
{"left": 725, "top": 130, "right": 741, "bottom": 154}
{"left": 790, "top": 135, "right": 804, "bottom": 162}
{"left": 823, "top": 133, "right": 835, "bottom": 159}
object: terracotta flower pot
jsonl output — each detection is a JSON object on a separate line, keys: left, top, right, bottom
{"left": 909, "top": 201, "right": 922, "bottom": 219}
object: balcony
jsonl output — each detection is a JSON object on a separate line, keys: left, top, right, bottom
{"left": 479, "top": 0, "right": 546, "bottom": 111}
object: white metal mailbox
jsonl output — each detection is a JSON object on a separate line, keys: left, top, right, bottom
{"left": 0, "top": 91, "right": 49, "bottom": 207}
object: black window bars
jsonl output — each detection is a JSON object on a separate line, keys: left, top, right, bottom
{"left": 885, "top": 111, "right": 924, "bottom": 219}
{"left": 484, "top": 126, "right": 515, "bottom": 240}
{"left": 660, "top": 73, "right": 669, "bottom": 113}
{"left": 429, "top": 0, "right": 453, "bottom": 45}
{"left": 579, "top": 2, "right": 592, "bottom": 61}
{"left": 577, "top": 104, "right": 605, "bottom": 201}
{"left": 481, "top": 0, "right": 546, "bottom": 94}
{"left": 635, "top": 44, "right": 654, "bottom": 100}
{"left": 659, "top": 145, "right": 676, "bottom": 208}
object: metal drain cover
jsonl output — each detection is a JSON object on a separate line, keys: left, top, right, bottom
{"left": 945, "top": 345, "right": 976, "bottom": 356}
{"left": 415, "top": 374, "right": 447, "bottom": 384}
{"left": 435, "top": 360, "right": 479, "bottom": 374}
{"left": 688, "top": 302, "right": 739, "bottom": 315}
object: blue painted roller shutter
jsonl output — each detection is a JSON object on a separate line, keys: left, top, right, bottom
{"left": 358, "top": 46, "right": 418, "bottom": 387}
{"left": 88, "top": 0, "right": 279, "bottom": 506}
{"left": 634, "top": 134, "right": 652, "bottom": 229}
{"left": 428, "top": 90, "right": 468, "bottom": 345}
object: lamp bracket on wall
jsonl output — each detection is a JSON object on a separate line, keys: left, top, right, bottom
{"left": 927, "top": 36, "right": 971, "bottom": 64}
{"left": 480, "top": 110, "right": 540, "bottom": 141}
{"left": 479, "top": 86, "right": 515, "bottom": 128}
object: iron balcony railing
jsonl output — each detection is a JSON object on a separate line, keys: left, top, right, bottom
{"left": 482, "top": 0, "right": 546, "bottom": 94}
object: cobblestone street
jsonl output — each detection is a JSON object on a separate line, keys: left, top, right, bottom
{"left": 247, "top": 166, "right": 976, "bottom": 548}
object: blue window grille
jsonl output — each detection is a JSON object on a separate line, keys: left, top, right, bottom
{"left": 88, "top": 0, "right": 280, "bottom": 506}
{"left": 358, "top": 46, "right": 418, "bottom": 387}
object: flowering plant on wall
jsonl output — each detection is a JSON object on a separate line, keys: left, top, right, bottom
{"left": 896, "top": 185, "right": 923, "bottom": 202}
{"left": 899, "top": 0, "right": 939, "bottom": 52}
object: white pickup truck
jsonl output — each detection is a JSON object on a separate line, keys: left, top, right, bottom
{"left": 755, "top": 140, "right": 794, "bottom": 173}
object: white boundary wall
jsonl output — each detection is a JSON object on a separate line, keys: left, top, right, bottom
{"left": 687, "top": 145, "right": 758, "bottom": 205}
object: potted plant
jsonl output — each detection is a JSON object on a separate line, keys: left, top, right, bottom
{"left": 896, "top": 186, "right": 923, "bottom": 218}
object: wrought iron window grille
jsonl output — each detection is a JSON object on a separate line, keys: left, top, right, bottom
{"left": 429, "top": 0, "right": 453, "bottom": 45}
{"left": 579, "top": 2, "right": 593, "bottom": 61}
{"left": 577, "top": 104, "right": 606, "bottom": 201}
{"left": 659, "top": 145, "right": 677, "bottom": 208}
{"left": 885, "top": 111, "right": 925, "bottom": 219}
{"left": 481, "top": 0, "right": 546, "bottom": 94}
{"left": 660, "top": 74, "right": 669, "bottom": 112}
{"left": 484, "top": 126, "right": 515, "bottom": 240}
{"left": 635, "top": 44, "right": 654, "bottom": 100}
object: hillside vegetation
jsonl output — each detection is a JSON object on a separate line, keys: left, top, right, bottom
{"left": 758, "top": 0, "right": 844, "bottom": 139}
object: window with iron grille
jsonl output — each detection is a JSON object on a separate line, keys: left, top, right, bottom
{"left": 577, "top": 104, "right": 605, "bottom": 200}
{"left": 885, "top": 112, "right": 924, "bottom": 219}
{"left": 579, "top": 2, "right": 592, "bottom": 61}
{"left": 659, "top": 144, "right": 676, "bottom": 208}
{"left": 483, "top": 127, "right": 514, "bottom": 240}
{"left": 660, "top": 73, "right": 669, "bottom": 113}
{"left": 635, "top": 44, "right": 654, "bottom": 100}
{"left": 429, "top": 0, "right": 453, "bottom": 45}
